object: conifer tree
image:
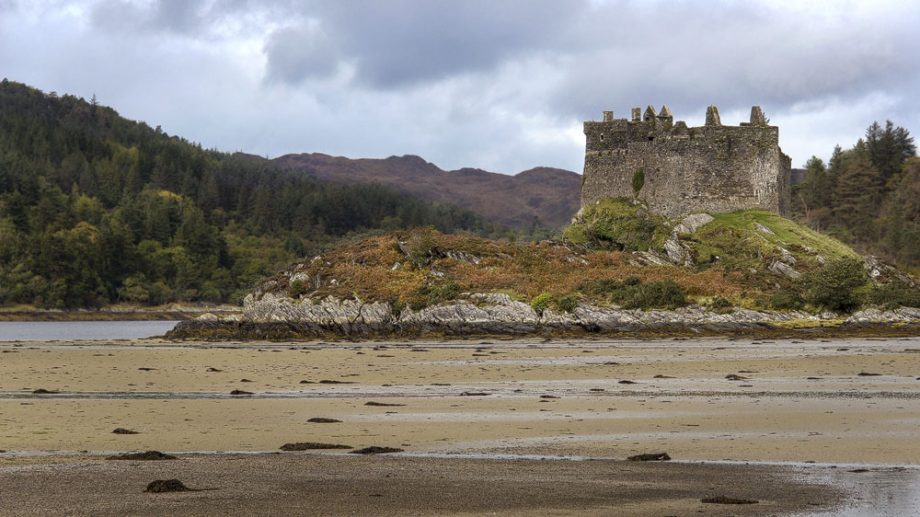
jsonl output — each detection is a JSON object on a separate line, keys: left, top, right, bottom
{"left": 831, "top": 141, "right": 882, "bottom": 243}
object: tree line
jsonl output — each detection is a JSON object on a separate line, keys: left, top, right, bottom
{"left": 793, "top": 120, "right": 918, "bottom": 267}
{"left": 0, "top": 80, "right": 494, "bottom": 308}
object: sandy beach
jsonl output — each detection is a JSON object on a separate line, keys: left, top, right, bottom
{"left": 2, "top": 336, "right": 919, "bottom": 515}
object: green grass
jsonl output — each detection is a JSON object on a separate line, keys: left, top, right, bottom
{"left": 686, "top": 209, "right": 858, "bottom": 273}
{"left": 708, "top": 210, "right": 856, "bottom": 259}
{"left": 568, "top": 201, "right": 859, "bottom": 277}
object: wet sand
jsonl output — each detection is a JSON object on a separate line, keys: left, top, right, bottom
{"left": 0, "top": 453, "right": 847, "bottom": 517}
{"left": 1, "top": 336, "right": 919, "bottom": 514}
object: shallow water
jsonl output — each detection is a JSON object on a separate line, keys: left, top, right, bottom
{"left": 796, "top": 464, "right": 920, "bottom": 516}
{"left": 0, "top": 321, "right": 179, "bottom": 341}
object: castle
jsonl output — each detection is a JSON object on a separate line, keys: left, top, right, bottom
{"left": 581, "top": 105, "right": 791, "bottom": 218}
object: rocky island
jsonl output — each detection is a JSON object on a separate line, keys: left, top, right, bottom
{"left": 170, "top": 106, "right": 920, "bottom": 340}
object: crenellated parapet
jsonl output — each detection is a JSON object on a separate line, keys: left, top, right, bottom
{"left": 581, "top": 104, "right": 791, "bottom": 217}
{"left": 584, "top": 104, "right": 779, "bottom": 152}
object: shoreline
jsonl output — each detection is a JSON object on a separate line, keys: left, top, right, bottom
{"left": 169, "top": 293, "right": 920, "bottom": 341}
{"left": 0, "top": 307, "right": 241, "bottom": 322}
{"left": 166, "top": 319, "right": 920, "bottom": 341}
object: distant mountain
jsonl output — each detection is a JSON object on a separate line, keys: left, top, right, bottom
{"left": 271, "top": 153, "right": 582, "bottom": 230}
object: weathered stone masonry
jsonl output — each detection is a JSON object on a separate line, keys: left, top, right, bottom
{"left": 582, "top": 105, "right": 791, "bottom": 217}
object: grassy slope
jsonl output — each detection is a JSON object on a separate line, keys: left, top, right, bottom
{"left": 689, "top": 210, "right": 858, "bottom": 270}
{"left": 565, "top": 199, "right": 859, "bottom": 274}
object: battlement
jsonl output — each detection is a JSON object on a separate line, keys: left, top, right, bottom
{"left": 581, "top": 104, "right": 791, "bottom": 218}
{"left": 584, "top": 105, "right": 777, "bottom": 153}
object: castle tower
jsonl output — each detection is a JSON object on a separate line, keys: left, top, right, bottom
{"left": 581, "top": 104, "right": 791, "bottom": 217}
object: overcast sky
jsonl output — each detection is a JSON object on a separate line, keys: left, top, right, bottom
{"left": 1, "top": 0, "right": 918, "bottom": 173}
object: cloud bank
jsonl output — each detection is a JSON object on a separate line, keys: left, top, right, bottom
{"left": 1, "top": 0, "right": 918, "bottom": 172}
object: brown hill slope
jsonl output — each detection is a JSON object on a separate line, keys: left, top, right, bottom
{"left": 271, "top": 153, "right": 581, "bottom": 230}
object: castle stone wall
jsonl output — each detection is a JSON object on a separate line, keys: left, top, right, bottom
{"left": 581, "top": 105, "right": 791, "bottom": 218}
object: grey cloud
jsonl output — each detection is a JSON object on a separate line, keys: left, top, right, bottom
{"left": 264, "top": 22, "right": 339, "bottom": 84}
{"left": 89, "top": 0, "right": 272, "bottom": 36}
{"left": 255, "top": 0, "right": 920, "bottom": 130}
{"left": 90, "top": 0, "right": 205, "bottom": 34}
{"left": 552, "top": 1, "right": 920, "bottom": 121}
{"left": 263, "top": 0, "right": 584, "bottom": 88}
{"left": 5, "top": 1, "right": 919, "bottom": 174}
{"left": 149, "top": 0, "right": 203, "bottom": 33}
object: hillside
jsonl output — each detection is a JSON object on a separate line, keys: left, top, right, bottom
{"left": 271, "top": 153, "right": 581, "bottom": 231}
{"left": 255, "top": 199, "right": 918, "bottom": 313}
{"left": 0, "top": 80, "right": 492, "bottom": 308}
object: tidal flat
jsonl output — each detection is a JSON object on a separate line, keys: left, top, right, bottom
{"left": 1, "top": 336, "right": 919, "bottom": 515}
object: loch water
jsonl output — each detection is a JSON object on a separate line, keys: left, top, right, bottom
{"left": 0, "top": 321, "right": 179, "bottom": 341}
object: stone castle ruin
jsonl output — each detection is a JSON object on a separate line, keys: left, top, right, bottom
{"left": 581, "top": 105, "right": 791, "bottom": 218}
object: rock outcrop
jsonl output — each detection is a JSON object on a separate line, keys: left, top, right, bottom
{"left": 243, "top": 293, "right": 392, "bottom": 334}
{"left": 167, "top": 290, "right": 920, "bottom": 340}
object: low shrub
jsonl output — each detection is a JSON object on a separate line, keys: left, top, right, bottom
{"left": 409, "top": 280, "right": 461, "bottom": 309}
{"left": 531, "top": 292, "right": 553, "bottom": 314}
{"left": 615, "top": 280, "right": 688, "bottom": 310}
{"left": 802, "top": 258, "right": 868, "bottom": 312}
{"left": 865, "top": 281, "right": 920, "bottom": 309}
{"left": 708, "top": 296, "right": 734, "bottom": 313}
{"left": 577, "top": 276, "right": 641, "bottom": 298}
{"left": 556, "top": 294, "right": 579, "bottom": 313}
{"left": 578, "top": 277, "right": 687, "bottom": 310}
{"left": 769, "top": 290, "right": 804, "bottom": 310}
{"left": 578, "top": 279, "right": 621, "bottom": 297}
{"left": 531, "top": 292, "right": 580, "bottom": 314}
{"left": 289, "top": 279, "right": 309, "bottom": 298}
{"left": 402, "top": 227, "right": 439, "bottom": 267}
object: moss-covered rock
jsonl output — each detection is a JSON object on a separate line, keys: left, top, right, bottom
{"left": 564, "top": 198, "right": 670, "bottom": 251}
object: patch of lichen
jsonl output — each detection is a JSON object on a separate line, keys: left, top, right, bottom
{"left": 564, "top": 198, "right": 670, "bottom": 252}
